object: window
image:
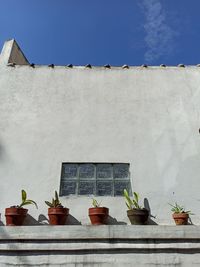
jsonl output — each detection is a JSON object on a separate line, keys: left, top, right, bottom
{"left": 60, "top": 163, "right": 131, "bottom": 196}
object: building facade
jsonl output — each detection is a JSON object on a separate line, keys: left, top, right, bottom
{"left": 1, "top": 39, "right": 200, "bottom": 266}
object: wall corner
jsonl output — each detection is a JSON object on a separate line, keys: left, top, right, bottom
{"left": 0, "top": 39, "right": 29, "bottom": 66}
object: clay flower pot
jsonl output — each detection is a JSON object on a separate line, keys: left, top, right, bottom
{"left": 172, "top": 212, "right": 189, "bottom": 225}
{"left": 88, "top": 207, "right": 109, "bottom": 225}
{"left": 5, "top": 207, "right": 28, "bottom": 226}
{"left": 4, "top": 189, "right": 37, "bottom": 226}
{"left": 45, "top": 191, "right": 69, "bottom": 225}
{"left": 48, "top": 207, "right": 69, "bottom": 225}
{"left": 127, "top": 208, "right": 149, "bottom": 225}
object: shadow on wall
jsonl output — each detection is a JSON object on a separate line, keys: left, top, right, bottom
{"left": 23, "top": 214, "right": 82, "bottom": 225}
{"left": 144, "top": 198, "right": 158, "bottom": 225}
{"left": 23, "top": 214, "right": 43, "bottom": 226}
{"left": 22, "top": 214, "right": 128, "bottom": 225}
{"left": 65, "top": 214, "right": 82, "bottom": 225}
{"left": 106, "top": 215, "right": 127, "bottom": 225}
{"left": 0, "top": 143, "right": 6, "bottom": 161}
{"left": 38, "top": 214, "right": 49, "bottom": 225}
{"left": 0, "top": 214, "right": 4, "bottom": 226}
{"left": 0, "top": 213, "right": 3, "bottom": 225}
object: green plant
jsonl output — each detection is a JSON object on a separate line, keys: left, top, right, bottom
{"left": 123, "top": 189, "right": 142, "bottom": 210}
{"left": 169, "top": 202, "right": 192, "bottom": 214}
{"left": 92, "top": 198, "right": 101, "bottom": 208}
{"left": 15, "top": 189, "right": 38, "bottom": 208}
{"left": 45, "top": 191, "right": 63, "bottom": 208}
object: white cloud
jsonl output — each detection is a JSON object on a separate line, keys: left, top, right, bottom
{"left": 139, "top": 0, "right": 176, "bottom": 63}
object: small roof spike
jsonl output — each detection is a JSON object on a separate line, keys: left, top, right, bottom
{"left": 178, "top": 64, "right": 185, "bottom": 67}
{"left": 141, "top": 64, "right": 148, "bottom": 68}
{"left": 85, "top": 64, "right": 92, "bottom": 68}
{"left": 67, "top": 64, "right": 73, "bottom": 68}
{"left": 104, "top": 64, "right": 111, "bottom": 69}
{"left": 7, "top": 62, "right": 16, "bottom": 67}
{"left": 48, "top": 64, "right": 54, "bottom": 68}
{"left": 122, "top": 65, "right": 129, "bottom": 69}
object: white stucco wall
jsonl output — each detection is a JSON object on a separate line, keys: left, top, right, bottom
{"left": 0, "top": 40, "right": 200, "bottom": 225}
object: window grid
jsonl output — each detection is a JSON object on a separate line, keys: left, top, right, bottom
{"left": 60, "top": 163, "right": 131, "bottom": 197}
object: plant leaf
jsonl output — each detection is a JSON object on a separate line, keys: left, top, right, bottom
{"left": 123, "top": 189, "right": 129, "bottom": 198}
{"left": 53, "top": 198, "right": 56, "bottom": 207}
{"left": 45, "top": 191, "right": 63, "bottom": 208}
{"left": 20, "top": 199, "right": 38, "bottom": 209}
{"left": 55, "top": 191, "right": 59, "bottom": 202}
{"left": 27, "top": 199, "right": 38, "bottom": 209}
{"left": 21, "top": 190, "right": 27, "bottom": 203}
{"left": 123, "top": 189, "right": 133, "bottom": 210}
{"left": 92, "top": 198, "right": 100, "bottom": 207}
{"left": 133, "top": 192, "right": 139, "bottom": 203}
{"left": 45, "top": 201, "right": 53, "bottom": 208}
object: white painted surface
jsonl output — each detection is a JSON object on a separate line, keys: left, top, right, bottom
{"left": 0, "top": 40, "right": 200, "bottom": 226}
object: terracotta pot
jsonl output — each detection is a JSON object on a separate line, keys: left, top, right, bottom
{"left": 172, "top": 212, "right": 189, "bottom": 225}
{"left": 5, "top": 207, "right": 28, "bottom": 226}
{"left": 127, "top": 208, "right": 149, "bottom": 225}
{"left": 48, "top": 207, "right": 69, "bottom": 225}
{"left": 88, "top": 207, "right": 109, "bottom": 225}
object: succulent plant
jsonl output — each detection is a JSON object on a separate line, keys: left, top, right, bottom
{"left": 45, "top": 191, "right": 63, "bottom": 208}
{"left": 92, "top": 198, "right": 101, "bottom": 208}
{"left": 169, "top": 202, "right": 192, "bottom": 214}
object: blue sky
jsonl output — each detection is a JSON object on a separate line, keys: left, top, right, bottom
{"left": 0, "top": 0, "right": 200, "bottom": 66}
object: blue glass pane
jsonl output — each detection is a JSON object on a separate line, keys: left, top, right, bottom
{"left": 78, "top": 181, "right": 95, "bottom": 195}
{"left": 97, "top": 164, "right": 112, "bottom": 179}
{"left": 114, "top": 181, "right": 130, "bottom": 196}
{"left": 63, "top": 164, "right": 78, "bottom": 179}
{"left": 97, "top": 180, "right": 113, "bottom": 196}
{"left": 60, "top": 181, "right": 77, "bottom": 196}
{"left": 79, "top": 164, "right": 95, "bottom": 179}
{"left": 113, "top": 164, "right": 129, "bottom": 179}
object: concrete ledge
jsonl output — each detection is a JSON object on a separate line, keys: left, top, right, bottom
{"left": 1, "top": 225, "right": 200, "bottom": 254}
{"left": 1, "top": 226, "right": 200, "bottom": 266}
{"left": 0, "top": 225, "right": 200, "bottom": 239}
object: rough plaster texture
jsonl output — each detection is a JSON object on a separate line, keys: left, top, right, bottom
{"left": 0, "top": 40, "right": 200, "bottom": 226}
{"left": 1, "top": 225, "right": 200, "bottom": 266}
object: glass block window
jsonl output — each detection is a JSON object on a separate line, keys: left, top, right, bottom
{"left": 60, "top": 163, "right": 131, "bottom": 196}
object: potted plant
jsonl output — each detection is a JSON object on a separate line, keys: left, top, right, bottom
{"left": 88, "top": 199, "right": 109, "bottom": 225}
{"left": 169, "top": 202, "right": 192, "bottom": 225}
{"left": 5, "top": 189, "right": 38, "bottom": 226}
{"left": 123, "top": 189, "right": 149, "bottom": 225}
{"left": 45, "top": 191, "right": 69, "bottom": 225}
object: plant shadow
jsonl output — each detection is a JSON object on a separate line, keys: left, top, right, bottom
{"left": 38, "top": 214, "right": 49, "bottom": 225}
{"left": 65, "top": 214, "right": 82, "bottom": 225}
{"left": 187, "top": 217, "right": 194, "bottom": 225}
{"left": 106, "top": 215, "right": 127, "bottom": 225}
{"left": 23, "top": 214, "right": 42, "bottom": 225}
{"left": 0, "top": 143, "right": 6, "bottom": 161}
{"left": 38, "top": 213, "right": 82, "bottom": 225}
{"left": 144, "top": 198, "right": 158, "bottom": 225}
{"left": 0, "top": 214, "right": 4, "bottom": 225}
